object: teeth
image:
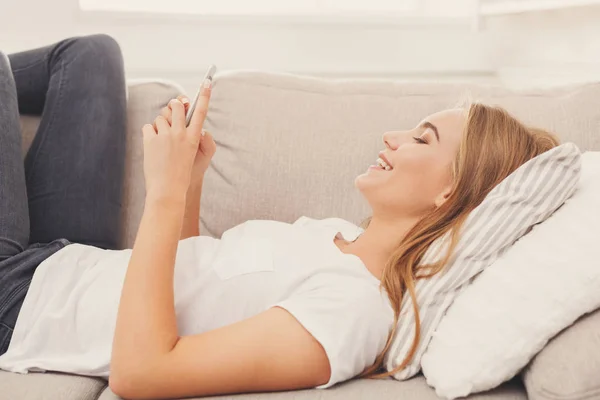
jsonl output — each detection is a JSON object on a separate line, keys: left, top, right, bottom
{"left": 377, "top": 157, "right": 392, "bottom": 171}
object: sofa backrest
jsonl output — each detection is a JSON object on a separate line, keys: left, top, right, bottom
{"left": 200, "top": 72, "right": 600, "bottom": 239}
{"left": 19, "top": 75, "right": 600, "bottom": 247}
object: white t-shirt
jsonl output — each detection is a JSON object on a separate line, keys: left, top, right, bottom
{"left": 0, "top": 216, "right": 394, "bottom": 389}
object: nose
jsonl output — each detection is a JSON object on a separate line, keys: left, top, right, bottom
{"left": 382, "top": 131, "right": 400, "bottom": 150}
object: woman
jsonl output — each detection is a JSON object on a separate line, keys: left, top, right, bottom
{"left": 0, "top": 35, "right": 559, "bottom": 399}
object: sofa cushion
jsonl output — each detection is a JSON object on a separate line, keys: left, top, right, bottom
{"left": 98, "top": 375, "right": 527, "bottom": 400}
{"left": 201, "top": 73, "right": 600, "bottom": 241}
{"left": 0, "top": 371, "right": 106, "bottom": 400}
{"left": 522, "top": 308, "right": 600, "bottom": 400}
{"left": 421, "top": 151, "right": 598, "bottom": 399}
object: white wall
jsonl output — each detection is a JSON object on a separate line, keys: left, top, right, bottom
{"left": 2, "top": 0, "right": 600, "bottom": 93}
{"left": 0, "top": 0, "right": 494, "bottom": 95}
{"left": 484, "top": 6, "right": 600, "bottom": 88}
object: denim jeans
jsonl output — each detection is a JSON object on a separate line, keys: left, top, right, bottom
{"left": 0, "top": 35, "right": 127, "bottom": 356}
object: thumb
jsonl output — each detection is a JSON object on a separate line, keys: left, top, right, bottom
{"left": 199, "top": 130, "right": 216, "bottom": 155}
{"left": 190, "top": 127, "right": 206, "bottom": 147}
{"left": 199, "top": 129, "right": 208, "bottom": 143}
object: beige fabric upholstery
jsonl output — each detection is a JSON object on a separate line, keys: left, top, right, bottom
{"left": 199, "top": 72, "right": 599, "bottom": 240}
{"left": 522, "top": 309, "right": 600, "bottom": 400}
{"left": 98, "top": 375, "right": 527, "bottom": 400}
{"left": 0, "top": 370, "right": 106, "bottom": 400}
{"left": 8, "top": 75, "right": 600, "bottom": 400}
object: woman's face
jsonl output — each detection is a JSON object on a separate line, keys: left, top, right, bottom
{"left": 355, "top": 108, "right": 466, "bottom": 217}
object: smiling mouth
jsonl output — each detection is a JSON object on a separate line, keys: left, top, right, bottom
{"left": 374, "top": 157, "right": 392, "bottom": 171}
{"left": 369, "top": 164, "right": 390, "bottom": 171}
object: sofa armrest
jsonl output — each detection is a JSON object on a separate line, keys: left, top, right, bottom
{"left": 119, "top": 79, "right": 186, "bottom": 248}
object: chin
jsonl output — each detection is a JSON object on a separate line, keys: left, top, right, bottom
{"left": 354, "top": 169, "right": 375, "bottom": 188}
{"left": 354, "top": 174, "right": 364, "bottom": 190}
{"left": 354, "top": 173, "right": 372, "bottom": 198}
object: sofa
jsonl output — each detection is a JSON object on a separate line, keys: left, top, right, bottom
{"left": 1, "top": 71, "right": 599, "bottom": 400}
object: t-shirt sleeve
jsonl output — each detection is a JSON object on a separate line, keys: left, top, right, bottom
{"left": 272, "top": 285, "right": 393, "bottom": 389}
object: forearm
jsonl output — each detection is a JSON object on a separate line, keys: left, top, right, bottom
{"left": 111, "top": 194, "right": 186, "bottom": 373}
{"left": 180, "top": 178, "right": 203, "bottom": 240}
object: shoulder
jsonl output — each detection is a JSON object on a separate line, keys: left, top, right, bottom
{"left": 272, "top": 281, "right": 393, "bottom": 388}
{"left": 276, "top": 277, "right": 394, "bottom": 335}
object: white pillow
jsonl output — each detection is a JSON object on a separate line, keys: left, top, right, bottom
{"left": 420, "top": 151, "right": 600, "bottom": 400}
{"left": 384, "top": 143, "right": 582, "bottom": 381}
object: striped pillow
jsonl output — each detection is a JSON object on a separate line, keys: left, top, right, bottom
{"left": 384, "top": 142, "right": 582, "bottom": 380}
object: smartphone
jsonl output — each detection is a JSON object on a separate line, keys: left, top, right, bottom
{"left": 185, "top": 64, "right": 217, "bottom": 127}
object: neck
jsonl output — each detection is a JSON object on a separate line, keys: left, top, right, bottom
{"left": 343, "top": 213, "right": 419, "bottom": 280}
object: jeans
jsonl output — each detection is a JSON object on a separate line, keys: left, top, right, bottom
{"left": 0, "top": 35, "right": 127, "bottom": 356}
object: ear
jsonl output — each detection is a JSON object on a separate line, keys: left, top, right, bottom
{"left": 434, "top": 185, "right": 453, "bottom": 208}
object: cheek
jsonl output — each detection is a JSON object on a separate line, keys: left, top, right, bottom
{"left": 392, "top": 155, "right": 449, "bottom": 193}
{"left": 392, "top": 152, "right": 432, "bottom": 177}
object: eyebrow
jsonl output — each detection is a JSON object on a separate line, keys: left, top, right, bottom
{"left": 420, "top": 121, "right": 440, "bottom": 143}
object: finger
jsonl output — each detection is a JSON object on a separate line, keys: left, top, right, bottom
{"left": 177, "top": 95, "right": 190, "bottom": 112}
{"left": 177, "top": 95, "right": 191, "bottom": 121}
{"left": 142, "top": 123, "right": 156, "bottom": 141}
{"left": 153, "top": 106, "right": 171, "bottom": 131}
{"left": 159, "top": 106, "right": 172, "bottom": 125}
{"left": 199, "top": 130, "right": 216, "bottom": 153}
{"left": 169, "top": 99, "right": 186, "bottom": 132}
{"left": 154, "top": 115, "right": 170, "bottom": 135}
{"left": 189, "top": 78, "right": 212, "bottom": 132}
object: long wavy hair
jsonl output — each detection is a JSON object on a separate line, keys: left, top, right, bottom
{"left": 357, "top": 102, "right": 560, "bottom": 379}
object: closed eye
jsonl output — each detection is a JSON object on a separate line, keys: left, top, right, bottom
{"left": 412, "top": 136, "right": 428, "bottom": 144}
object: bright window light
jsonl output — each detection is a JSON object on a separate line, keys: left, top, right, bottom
{"left": 79, "top": 0, "right": 419, "bottom": 16}
{"left": 480, "top": 0, "right": 600, "bottom": 15}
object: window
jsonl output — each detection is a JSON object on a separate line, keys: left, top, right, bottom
{"left": 79, "top": 0, "right": 419, "bottom": 16}
{"left": 79, "top": 0, "right": 600, "bottom": 22}
{"left": 479, "top": 0, "right": 600, "bottom": 15}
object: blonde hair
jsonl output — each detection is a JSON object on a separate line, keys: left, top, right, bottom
{"left": 357, "top": 102, "right": 560, "bottom": 379}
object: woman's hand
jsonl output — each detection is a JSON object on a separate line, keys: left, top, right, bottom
{"left": 142, "top": 82, "right": 216, "bottom": 201}
{"left": 154, "top": 94, "right": 217, "bottom": 190}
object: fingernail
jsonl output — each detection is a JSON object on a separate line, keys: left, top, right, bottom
{"left": 203, "top": 78, "right": 212, "bottom": 89}
{"left": 181, "top": 97, "right": 190, "bottom": 105}
{"left": 201, "top": 129, "right": 206, "bottom": 137}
